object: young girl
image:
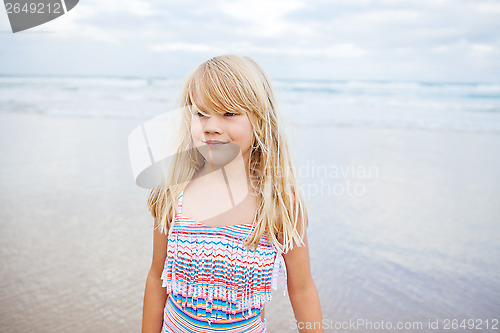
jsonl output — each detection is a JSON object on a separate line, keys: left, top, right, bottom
{"left": 142, "top": 55, "right": 323, "bottom": 332}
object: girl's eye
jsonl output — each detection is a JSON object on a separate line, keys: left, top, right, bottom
{"left": 225, "top": 112, "right": 236, "bottom": 117}
{"left": 197, "top": 112, "right": 205, "bottom": 117}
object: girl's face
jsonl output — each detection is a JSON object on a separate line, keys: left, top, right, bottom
{"left": 190, "top": 105, "right": 254, "bottom": 169}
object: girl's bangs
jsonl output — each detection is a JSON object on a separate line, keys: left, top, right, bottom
{"left": 187, "top": 67, "right": 249, "bottom": 115}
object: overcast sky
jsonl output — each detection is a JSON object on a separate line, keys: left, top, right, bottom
{"left": 1, "top": 0, "right": 499, "bottom": 83}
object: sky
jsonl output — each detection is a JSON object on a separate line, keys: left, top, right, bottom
{"left": 0, "top": 0, "right": 499, "bottom": 83}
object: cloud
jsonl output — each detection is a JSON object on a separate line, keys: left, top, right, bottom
{"left": 151, "top": 43, "right": 222, "bottom": 53}
{"left": 353, "top": 9, "right": 421, "bottom": 22}
{"left": 1, "top": 0, "right": 499, "bottom": 82}
{"left": 151, "top": 42, "right": 367, "bottom": 59}
{"left": 217, "top": 0, "right": 314, "bottom": 38}
{"left": 476, "top": 2, "right": 500, "bottom": 14}
{"left": 431, "top": 39, "right": 497, "bottom": 55}
{"left": 471, "top": 44, "right": 494, "bottom": 54}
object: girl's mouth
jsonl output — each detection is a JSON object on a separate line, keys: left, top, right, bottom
{"left": 204, "top": 140, "right": 227, "bottom": 146}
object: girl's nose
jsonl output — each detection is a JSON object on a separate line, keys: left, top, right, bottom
{"left": 202, "top": 115, "right": 223, "bottom": 134}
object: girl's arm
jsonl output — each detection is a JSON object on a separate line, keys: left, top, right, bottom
{"left": 142, "top": 219, "right": 169, "bottom": 333}
{"left": 283, "top": 230, "right": 324, "bottom": 332}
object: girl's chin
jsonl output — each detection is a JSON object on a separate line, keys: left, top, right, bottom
{"left": 196, "top": 143, "right": 240, "bottom": 163}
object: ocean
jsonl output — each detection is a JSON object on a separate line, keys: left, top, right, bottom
{"left": 1, "top": 75, "right": 500, "bottom": 133}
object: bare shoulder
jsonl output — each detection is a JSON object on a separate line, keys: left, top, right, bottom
{"left": 282, "top": 229, "right": 314, "bottom": 293}
{"left": 281, "top": 188, "right": 311, "bottom": 291}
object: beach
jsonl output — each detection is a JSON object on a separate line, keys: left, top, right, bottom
{"left": 1, "top": 77, "right": 500, "bottom": 332}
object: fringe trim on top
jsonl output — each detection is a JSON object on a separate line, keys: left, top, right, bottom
{"left": 271, "top": 251, "right": 288, "bottom": 296}
{"left": 161, "top": 223, "right": 287, "bottom": 324}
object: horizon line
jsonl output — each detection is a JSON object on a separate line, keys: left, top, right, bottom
{"left": 0, "top": 73, "right": 498, "bottom": 86}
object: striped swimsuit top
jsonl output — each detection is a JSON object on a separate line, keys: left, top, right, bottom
{"left": 161, "top": 190, "right": 287, "bottom": 326}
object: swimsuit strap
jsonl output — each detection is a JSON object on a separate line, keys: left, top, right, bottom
{"left": 167, "top": 190, "right": 183, "bottom": 238}
{"left": 177, "top": 190, "right": 184, "bottom": 215}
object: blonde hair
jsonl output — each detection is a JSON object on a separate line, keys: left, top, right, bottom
{"left": 148, "top": 54, "right": 307, "bottom": 254}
